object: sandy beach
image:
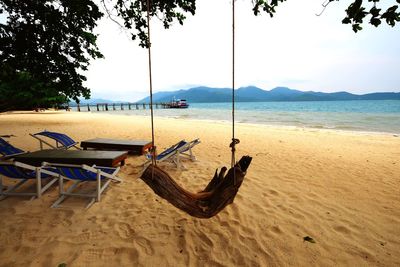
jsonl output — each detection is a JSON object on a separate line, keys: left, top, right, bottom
{"left": 0, "top": 111, "right": 399, "bottom": 266}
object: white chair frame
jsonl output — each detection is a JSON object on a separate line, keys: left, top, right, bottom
{"left": 0, "top": 161, "right": 58, "bottom": 200}
{"left": 29, "top": 133, "right": 81, "bottom": 150}
{"left": 43, "top": 163, "right": 122, "bottom": 209}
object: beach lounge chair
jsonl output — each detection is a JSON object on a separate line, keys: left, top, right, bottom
{"left": 0, "top": 161, "right": 58, "bottom": 199}
{"left": 144, "top": 138, "right": 200, "bottom": 169}
{"left": 30, "top": 130, "right": 81, "bottom": 150}
{"left": 179, "top": 138, "right": 201, "bottom": 161}
{"left": 0, "top": 137, "right": 27, "bottom": 159}
{"left": 45, "top": 163, "right": 122, "bottom": 209}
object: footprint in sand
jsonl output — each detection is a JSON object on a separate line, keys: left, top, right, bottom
{"left": 74, "top": 248, "right": 109, "bottom": 265}
{"left": 51, "top": 211, "right": 73, "bottom": 227}
{"left": 134, "top": 236, "right": 154, "bottom": 256}
{"left": 333, "top": 225, "right": 352, "bottom": 235}
{"left": 268, "top": 189, "right": 279, "bottom": 196}
{"left": 239, "top": 225, "right": 255, "bottom": 237}
{"left": 176, "top": 218, "right": 188, "bottom": 225}
{"left": 114, "top": 222, "right": 135, "bottom": 239}
{"left": 271, "top": 225, "right": 283, "bottom": 235}
{"left": 76, "top": 231, "right": 91, "bottom": 243}
{"left": 21, "top": 230, "right": 47, "bottom": 244}
{"left": 197, "top": 232, "right": 214, "bottom": 247}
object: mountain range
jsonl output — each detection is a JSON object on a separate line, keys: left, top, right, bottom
{"left": 136, "top": 86, "right": 400, "bottom": 103}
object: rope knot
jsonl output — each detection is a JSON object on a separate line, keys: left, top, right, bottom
{"left": 230, "top": 138, "right": 240, "bottom": 151}
{"left": 149, "top": 145, "right": 157, "bottom": 164}
{"left": 150, "top": 145, "right": 157, "bottom": 153}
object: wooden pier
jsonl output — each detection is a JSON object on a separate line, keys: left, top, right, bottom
{"left": 72, "top": 103, "right": 169, "bottom": 112}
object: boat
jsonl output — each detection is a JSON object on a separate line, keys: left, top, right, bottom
{"left": 166, "top": 98, "right": 189, "bottom": 109}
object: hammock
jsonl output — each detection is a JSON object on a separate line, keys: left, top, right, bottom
{"left": 140, "top": 156, "right": 252, "bottom": 218}
{"left": 140, "top": 0, "right": 250, "bottom": 218}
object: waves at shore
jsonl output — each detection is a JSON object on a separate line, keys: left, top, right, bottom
{"left": 72, "top": 100, "right": 400, "bottom": 134}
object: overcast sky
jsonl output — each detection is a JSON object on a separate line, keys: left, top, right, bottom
{"left": 84, "top": 0, "right": 400, "bottom": 101}
{"left": 4, "top": 1, "right": 399, "bottom": 101}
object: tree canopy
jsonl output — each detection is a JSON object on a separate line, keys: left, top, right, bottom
{"left": 107, "top": 0, "right": 400, "bottom": 48}
{"left": 253, "top": 0, "right": 400, "bottom": 32}
{"left": 0, "top": 0, "right": 103, "bottom": 111}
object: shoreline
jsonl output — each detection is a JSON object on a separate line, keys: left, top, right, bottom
{"left": 3, "top": 110, "right": 397, "bottom": 137}
{"left": 10, "top": 110, "right": 400, "bottom": 137}
{"left": 72, "top": 109, "right": 400, "bottom": 135}
{"left": 65, "top": 99, "right": 400, "bottom": 135}
{"left": 0, "top": 103, "right": 400, "bottom": 136}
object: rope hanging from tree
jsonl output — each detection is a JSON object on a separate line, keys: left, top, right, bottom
{"left": 145, "top": 0, "right": 156, "bottom": 166}
{"left": 140, "top": 0, "right": 252, "bottom": 218}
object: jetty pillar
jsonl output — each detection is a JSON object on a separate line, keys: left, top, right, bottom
{"left": 113, "top": 103, "right": 116, "bottom": 110}
{"left": 121, "top": 103, "right": 124, "bottom": 110}
{"left": 105, "top": 104, "right": 108, "bottom": 111}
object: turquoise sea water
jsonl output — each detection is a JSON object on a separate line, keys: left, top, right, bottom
{"left": 74, "top": 100, "right": 400, "bottom": 134}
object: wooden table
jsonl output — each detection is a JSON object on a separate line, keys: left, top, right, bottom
{"left": 80, "top": 138, "right": 152, "bottom": 155}
{"left": 14, "top": 149, "right": 128, "bottom": 167}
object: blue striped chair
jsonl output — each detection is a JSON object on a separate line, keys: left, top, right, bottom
{"left": 44, "top": 163, "right": 122, "bottom": 209}
{"left": 144, "top": 139, "right": 200, "bottom": 170}
{"left": 0, "top": 137, "right": 27, "bottom": 159}
{"left": 179, "top": 138, "right": 201, "bottom": 161}
{"left": 30, "top": 130, "right": 80, "bottom": 150}
{"left": 0, "top": 161, "right": 58, "bottom": 199}
{"left": 144, "top": 140, "right": 188, "bottom": 169}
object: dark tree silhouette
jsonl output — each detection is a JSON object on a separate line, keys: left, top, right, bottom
{"left": 0, "top": 0, "right": 103, "bottom": 111}
{"left": 252, "top": 0, "right": 400, "bottom": 32}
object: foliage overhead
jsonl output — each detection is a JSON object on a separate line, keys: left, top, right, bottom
{"left": 0, "top": 0, "right": 103, "bottom": 111}
{"left": 104, "top": 0, "right": 400, "bottom": 48}
{"left": 101, "top": 0, "right": 196, "bottom": 48}
{"left": 252, "top": 0, "right": 400, "bottom": 32}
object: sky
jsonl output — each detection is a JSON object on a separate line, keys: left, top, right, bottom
{"left": 2, "top": 1, "right": 400, "bottom": 101}
{"left": 84, "top": 0, "right": 400, "bottom": 101}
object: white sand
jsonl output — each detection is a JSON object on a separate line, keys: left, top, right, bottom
{"left": 0, "top": 111, "right": 399, "bottom": 266}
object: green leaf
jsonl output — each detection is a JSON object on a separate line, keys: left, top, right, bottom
{"left": 370, "top": 6, "right": 381, "bottom": 17}
{"left": 342, "top": 17, "right": 351, "bottom": 24}
{"left": 370, "top": 17, "right": 382, "bottom": 27}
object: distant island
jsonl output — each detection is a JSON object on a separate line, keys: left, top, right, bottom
{"left": 136, "top": 86, "right": 400, "bottom": 103}
{"left": 73, "top": 86, "right": 400, "bottom": 105}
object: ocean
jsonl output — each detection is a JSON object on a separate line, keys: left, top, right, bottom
{"left": 73, "top": 100, "right": 400, "bottom": 134}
